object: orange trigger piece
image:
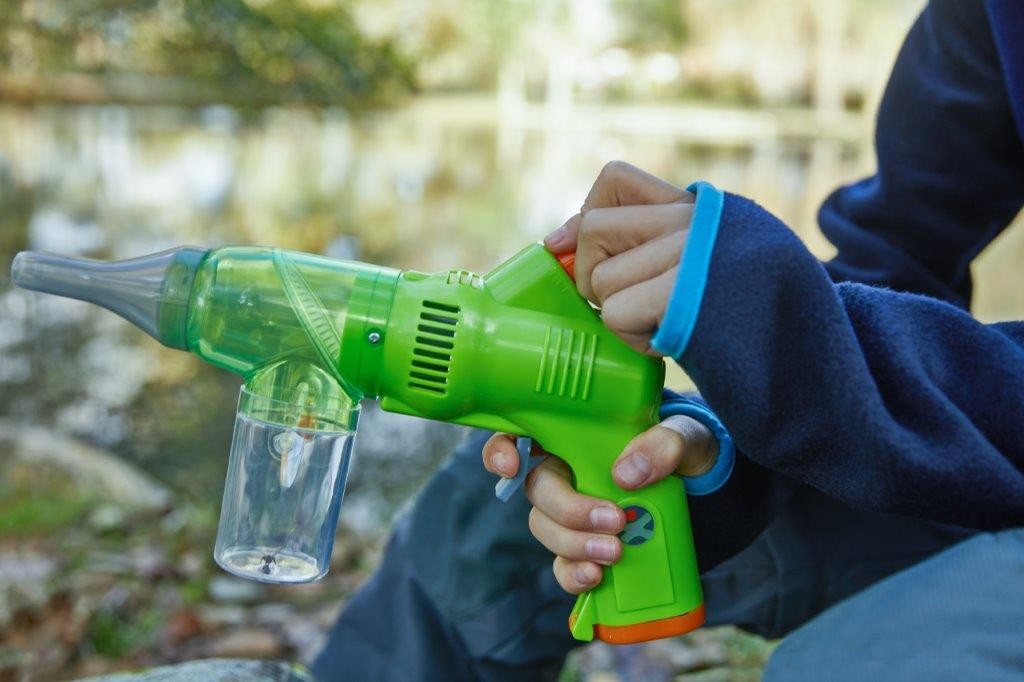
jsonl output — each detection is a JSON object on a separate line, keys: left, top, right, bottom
{"left": 556, "top": 252, "right": 576, "bottom": 281}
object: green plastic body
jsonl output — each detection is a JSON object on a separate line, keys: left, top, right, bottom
{"left": 178, "top": 243, "right": 704, "bottom": 642}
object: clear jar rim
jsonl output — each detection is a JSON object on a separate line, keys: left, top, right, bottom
{"left": 237, "top": 383, "right": 360, "bottom": 432}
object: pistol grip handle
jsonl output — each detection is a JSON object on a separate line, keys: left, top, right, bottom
{"left": 533, "top": 419, "right": 704, "bottom": 644}
{"left": 570, "top": 473, "right": 704, "bottom": 644}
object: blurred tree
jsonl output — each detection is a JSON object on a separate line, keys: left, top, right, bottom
{"left": 613, "top": 0, "right": 689, "bottom": 50}
{"left": 0, "top": 0, "right": 414, "bottom": 107}
{"left": 386, "top": 0, "right": 543, "bottom": 91}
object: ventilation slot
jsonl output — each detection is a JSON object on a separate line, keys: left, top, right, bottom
{"left": 423, "top": 300, "right": 459, "bottom": 313}
{"left": 445, "top": 270, "right": 484, "bottom": 288}
{"left": 408, "top": 300, "right": 460, "bottom": 396}
{"left": 534, "top": 326, "right": 598, "bottom": 400}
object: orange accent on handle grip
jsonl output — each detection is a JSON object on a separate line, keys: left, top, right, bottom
{"left": 587, "top": 604, "right": 705, "bottom": 644}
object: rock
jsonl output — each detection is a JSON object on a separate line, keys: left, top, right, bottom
{"left": 97, "top": 584, "right": 133, "bottom": 611}
{"left": 206, "top": 629, "right": 287, "bottom": 659}
{"left": 646, "top": 635, "right": 722, "bottom": 671}
{"left": 76, "top": 658, "right": 314, "bottom": 681}
{"left": 0, "top": 551, "right": 59, "bottom": 626}
{"left": 0, "top": 550, "right": 57, "bottom": 585}
{"left": 78, "top": 551, "right": 135, "bottom": 576}
{"left": 207, "top": 575, "right": 264, "bottom": 604}
{"left": 196, "top": 604, "right": 248, "bottom": 629}
{"left": 281, "top": 620, "right": 325, "bottom": 666}
{"left": 157, "top": 509, "right": 190, "bottom": 534}
{"left": 88, "top": 504, "right": 129, "bottom": 532}
{"left": 129, "top": 547, "right": 172, "bottom": 580}
{"left": 171, "top": 550, "right": 205, "bottom": 579}
{"left": 252, "top": 603, "right": 295, "bottom": 626}
{"left": 0, "top": 420, "right": 173, "bottom": 512}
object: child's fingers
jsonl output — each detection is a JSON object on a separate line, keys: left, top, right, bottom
{"left": 580, "top": 160, "right": 691, "bottom": 213}
{"left": 483, "top": 433, "right": 553, "bottom": 478}
{"left": 528, "top": 507, "right": 623, "bottom": 565}
{"left": 660, "top": 414, "right": 719, "bottom": 478}
{"left": 545, "top": 161, "right": 691, "bottom": 253}
{"left": 590, "top": 230, "right": 687, "bottom": 305}
{"left": 553, "top": 556, "right": 603, "bottom": 595}
{"left": 482, "top": 432, "right": 520, "bottom": 478}
{"left": 612, "top": 416, "right": 717, "bottom": 490}
{"left": 524, "top": 457, "right": 625, "bottom": 534}
{"left": 544, "top": 213, "right": 582, "bottom": 254}
{"left": 573, "top": 204, "right": 690, "bottom": 303}
{"left": 599, "top": 269, "right": 678, "bottom": 353}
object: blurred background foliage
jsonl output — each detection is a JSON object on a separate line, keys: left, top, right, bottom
{"left": 0, "top": 0, "right": 414, "bottom": 107}
{"left": 1, "top": 0, "right": 1022, "bottom": 680}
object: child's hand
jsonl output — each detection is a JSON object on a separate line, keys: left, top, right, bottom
{"left": 481, "top": 417, "right": 717, "bottom": 594}
{"left": 544, "top": 161, "right": 694, "bottom": 354}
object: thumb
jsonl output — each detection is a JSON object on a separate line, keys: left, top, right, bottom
{"left": 544, "top": 212, "right": 582, "bottom": 254}
{"left": 612, "top": 416, "right": 717, "bottom": 490}
{"left": 581, "top": 160, "right": 690, "bottom": 213}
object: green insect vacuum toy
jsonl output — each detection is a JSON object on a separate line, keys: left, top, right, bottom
{"left": 11, "top": 242, "right": 704, "bottom": 644}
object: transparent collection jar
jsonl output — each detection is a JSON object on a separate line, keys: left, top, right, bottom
{"left": 214, "top": 384, "right": 359, "bottom": 584}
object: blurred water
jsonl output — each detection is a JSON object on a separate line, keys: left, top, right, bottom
{"left": 0, "top": 100, "right": 1019, "bottom": 521}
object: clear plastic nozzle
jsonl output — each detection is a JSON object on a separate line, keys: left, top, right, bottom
{"left": 11, "top": 247, "right": 208, "bottom": 349}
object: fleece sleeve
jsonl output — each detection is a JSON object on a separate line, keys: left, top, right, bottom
{"left": 819, "top": 0, "right": 1024, "bottom": 308}
{"left": 660, "top": 390, "right": 801, "bottom": 572}
{"left": 655, "top": 185, "right": 1024, "bottom": 532}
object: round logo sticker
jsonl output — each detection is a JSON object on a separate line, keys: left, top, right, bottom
{"left": 619, "top": 505, "right": 655, "bottom": 545}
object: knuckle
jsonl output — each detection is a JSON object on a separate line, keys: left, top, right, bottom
{"left": 666, "top": 200, "right": 690, "bottom": 226}
{"left": 523, "top": 463, "right": 544, "bottom": 496}
{"left": 527, "top": 507, "right": 543, "bottom": 537}
{"left": 531, "top": 462, "right": 588, "bottom": 527}
{"left": 543, "top": 486, "right": 568, "bottom": 521}
{"left": 552, "top": 559, "right": 573, "bottom": 591}
{"left": 533, "top": 475, "right": 576, "bottom": 523}
{"left": 559, "top": 496, "right": 588, "bottom": 529}
{"left": 646, "top": 425, "right": 680, "bottom": 458}
{"left": 526, "top": 466, "right": 566, "bottom": 518}
{"left": 600, "top": 159, "right": 629, "bottom": 182}
{"left": 590, "top": 263, "right": 613, "bottom": 303}
{"left": 578, "top": 498, "right": 601, "bottom": 526}
{"left": 600, "top": 296, "right": 625, "bottom": 331}
{"left": 577, "top": 208, "right": 599, "bottom": 239}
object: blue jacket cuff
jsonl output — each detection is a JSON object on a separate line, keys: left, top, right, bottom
{"left": 650, "top": 180, "right": 725, "bottom": 359}
{"left": 660, "top": 393, "right": 735, "bottom": 495}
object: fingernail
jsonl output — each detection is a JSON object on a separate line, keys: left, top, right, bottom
{"left": 493, "top": 451, "right": 512, "bottom": 477}
{"left": 585, "top": 538, "right": 618, "bottom": 562}
{"left": 615, "top": 452, "right": 652, "bottom": 488}
{"left": 575, "top": 564, "right": 598, "bottom": 586}
{"left": 589, "top": 506, "right": 620, "bottom": 531}
{"left": 544, "top": 221, "right": 570, "bottom": 249}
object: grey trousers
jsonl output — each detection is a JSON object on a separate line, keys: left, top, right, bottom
{"left": 312, "top": 431, "right": 1021, "bottom": 680}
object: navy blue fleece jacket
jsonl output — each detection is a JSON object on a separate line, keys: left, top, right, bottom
{"left": 663, "top": 0, "right": 1024, "bottom": 571}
